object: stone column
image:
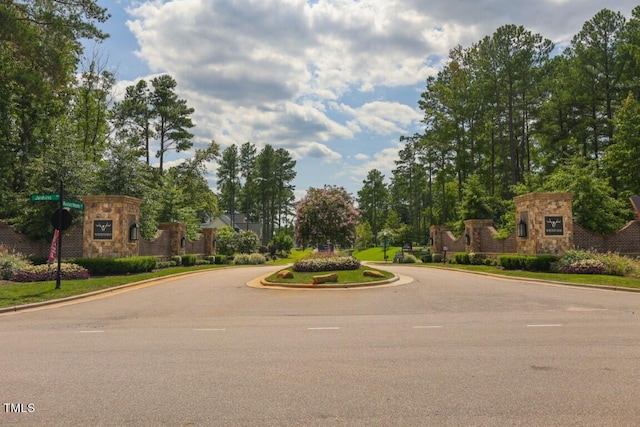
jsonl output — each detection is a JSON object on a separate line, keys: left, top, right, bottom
{"left": 82, "top": 196, "right": 141, "bottom": 258}
{"left": 514, "top": 192, "right": 573, "bottom": 255}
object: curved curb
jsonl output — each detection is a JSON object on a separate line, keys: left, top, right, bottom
{"left": 0, "top": 267, "right": 238, "bottom": 315}
{"left": 248, "top": 272, "right": 414, "bottom": 290}
{"left": 399, "top": 264, "right": 640, "bottom": 293}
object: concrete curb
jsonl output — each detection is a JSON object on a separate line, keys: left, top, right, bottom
{"left": 400, "top": 264, "right": 640, "bottom": 293}
{"left": 0, "top": 267, "right": 239, "bottom": 314}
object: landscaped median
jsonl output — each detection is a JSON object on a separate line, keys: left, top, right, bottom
{"left": 260, "top": 265, "right": 397, "bottom": 288}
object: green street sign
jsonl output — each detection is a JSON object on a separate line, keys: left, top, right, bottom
{"left": 62, "top": 201, "right": 84, "bottom": 210}
{"left": 31, "top": 194, "right": 60, "bottom": 202}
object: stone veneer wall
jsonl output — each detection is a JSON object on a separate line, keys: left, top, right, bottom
{"left": 514, "top": 192, "right": 573, "bottom": 255}
{"left": 82, "top": 196, "right": 141, "bottom": 258}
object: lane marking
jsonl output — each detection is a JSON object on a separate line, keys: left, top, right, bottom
{"left": 527, "top": 324, "right": 562, "bottom": 327}
{"left": 78, "top": 330, "right": 104, "bottom": 333}
{"left": 413, "top": 326, "right": 444, "bottom": 329}
{"left": 308, "top": 327, "right": 340, "bottom": 330}
{"left": 193, "top": 328, "right": 226, "bottom": 331}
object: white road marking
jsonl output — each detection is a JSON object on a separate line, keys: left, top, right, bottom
{"left": 308, "top": 327, "right": 340, "bottom": 330}
{"left": 413, "top": 326, "right": 444, "bottom": 329}
{"left": 193, "top": 328, "right": 226, "bottom": 331}
{"left": 78, "top": 330, "right": 104, "bottom": 333}
{"left": 526, "top": 324, "right": 562, "bottom": 327}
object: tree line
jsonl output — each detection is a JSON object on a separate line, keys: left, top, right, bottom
{"left": 357, "top": 7, "right": 640, "bottom": 247}
{"left": 0, "top": 1, "right": 297, "bottom": 244}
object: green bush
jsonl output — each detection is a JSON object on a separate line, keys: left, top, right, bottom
{"left": 214, "top": 255, "right": 226, "bottom": 265}
{"left": 170, "top": 255, "right": 182, "bottom": 266}
{"left": 399, "top": 254, "right": 418, "bottom": 263}
{"left": 554, "top": 250, "right": 640, "bottom": 277}
{"left": 182, "top": 254, "right": 197, "bottom": 266}
{"left": 432, "top": 253, "right": 443, "bottom": 263}
{"left": 74, "top": 256, "right": 157, "bottom": 275}
{"left": 0, "top": 250, "right": 31, "bottom": 280}
{"left": 234, "top": 253, "right": 267, "bottom": 265}
{"left": 12, "top": 263, "right": 90, "bottom": 282}
{"left": 156, "top": 260, "right": 178, "bottom": 269}
{"left": 196, "top": 259, "right": 212, "bottom": 265}
{"left": 421, "top": 253, "right": 432, "bottom": 263}
{"left": 454, "top": 252, "right": 470, "bottom": 265}
{"left": 468, "top": 252, "right": 487, "bottom": 265}
{"left": 498, "top": 254, "right": 557, "bottom": 272}
{"left": 293, "top": 254, "right": 361, "bottom": 272}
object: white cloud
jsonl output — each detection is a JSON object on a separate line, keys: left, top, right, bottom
{"left": 109, "top": 0, "right": 639, "bottom": 195}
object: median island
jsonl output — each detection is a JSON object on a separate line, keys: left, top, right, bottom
{"left": 261, "top": 253, "right": 396, "bottom": 288}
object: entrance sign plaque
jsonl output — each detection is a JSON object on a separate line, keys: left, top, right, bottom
{"left": 93, "top": 220, "right": 113, "bottom": 240}
{"left": 545, "top": 216, "right": 564, "bottom": 236}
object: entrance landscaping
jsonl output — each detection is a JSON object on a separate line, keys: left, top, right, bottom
{"left": 263, "top": 265, "right": 395, "bottom": 286}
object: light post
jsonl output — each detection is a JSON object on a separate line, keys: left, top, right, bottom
{"left": 382, "top": 230, "right": 389, "bottom": 263}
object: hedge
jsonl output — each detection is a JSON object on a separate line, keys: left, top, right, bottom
{"left": 498, "top": 254, "right": 558, "bottom": 272}
{"left": 73, "top": 256, "right": 157, "bottom": 275}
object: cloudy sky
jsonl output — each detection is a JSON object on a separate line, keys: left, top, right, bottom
{"left": 91, "top": 0, "right": 638, "bottom": 199}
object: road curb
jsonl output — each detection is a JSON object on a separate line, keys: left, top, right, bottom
{"left": 0, "top": 267, "right": 238, "bottom": 314}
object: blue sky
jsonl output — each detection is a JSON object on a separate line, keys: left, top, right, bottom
{"left": 88, "top": 0, "right": 639, "bottom": 200}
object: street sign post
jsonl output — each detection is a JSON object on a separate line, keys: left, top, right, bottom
{"left": 30, "top": 194, "right": 60, "bottom": 202}
{"left": 63, "top": 201, "right": 84, "bottom": 210}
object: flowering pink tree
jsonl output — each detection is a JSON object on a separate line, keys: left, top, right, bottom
{"left": 295, "top": 185, "right": 361, "bottom": 248}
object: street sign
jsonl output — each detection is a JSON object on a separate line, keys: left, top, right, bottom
{"left": 30, "top": 194, "right": 60, "bottom": 202}
{"left": 63, "top": 201, "right": 84, "bottom": 210}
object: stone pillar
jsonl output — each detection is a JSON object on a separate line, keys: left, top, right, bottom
{"left": 202, "top": 228, "right": 217, "bottom": 256}
{"left": 82, "top": 196, "right": 141, "bottom": 258}
{"left": 514, "top": 193, "right": 573, "bottom": 255}
{"left": 158, "top": 222, "right": 187, "bottom": 256}
{"left": 464, "top": 219, "right": 494, "bottom": 253}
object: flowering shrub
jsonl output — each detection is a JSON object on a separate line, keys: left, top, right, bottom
{"left": 295, "top": 185, "right": 360, "bottom": 248}
{"left": 559, "top": 259, "right": 606, "bottom": 275}
{"left": 12, "top": 263, "right": 90, "bottom": 282}
{"left": 0, "top": 248, "right": 31, "bottom": 280}
{"left": 293, "top": 255, "right": 361, "bottom": 272}
{"left": 555, "top": 250, "right": 640, "bottom": 277}
{"left": 234, "top": 253, "right": 266, "bottom": 265}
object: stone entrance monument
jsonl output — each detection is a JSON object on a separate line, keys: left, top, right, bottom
{"left": 514, "top": 192, "right": 573, "bottom": 255}
{"left": 82, "top": 195, "right": 141, "bottom": 258}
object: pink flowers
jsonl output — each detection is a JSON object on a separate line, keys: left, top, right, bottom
{"left": 294, "top": 185, "right": 361, "bottom": 248}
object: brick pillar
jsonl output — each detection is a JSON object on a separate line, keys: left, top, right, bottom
{"left": 514, "top": 193, "right": 573, "bottom": 255}
{"left": 202, "top": 228, "right": 216, "bottom": 256}
{"left": 464, "top": 219, "right": 494, "bottom": 253}
{"left": 158, "top": 222, "right": 187, "bottom": 256}
{"left": 429, "top": 225, "right": 450, "bottom": 254}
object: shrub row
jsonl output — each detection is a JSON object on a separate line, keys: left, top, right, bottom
{"left": 498, "top": 254, "right": 558, "bottom": 272}
{"left": 12, "top": 263, "right": 90, "bottom": 282}
{"left": 73, "top": 256, "right": 157, "bottom": 275}
{"left": 0, "top": 252, "right": 31, "bottom": 280}
{"left": 293, "top": 255, "right": 361, "bottom": 272}
{"left": 234, "top": 253, "right": 267, "bottom": 265}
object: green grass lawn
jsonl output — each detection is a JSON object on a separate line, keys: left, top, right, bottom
{"left": 264, "top": 266, "right": 395, "bottom": 285}
{"left": 352, "top": 246, "right": 402, "bottom": 262}
{"left": 0, "top": 264, "right": 230, "bottom": 309}
{"left": 266, "top": 248, "right": 313, "bottom": 265}
{"left": 419, "top": 263, "right": 640, "bottom": 289}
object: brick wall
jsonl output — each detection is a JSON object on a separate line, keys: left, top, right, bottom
{"left": 574, "top": 221, "right": 640, "bottom": 255}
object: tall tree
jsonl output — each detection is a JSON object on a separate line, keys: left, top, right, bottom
{"left": 111, "top": 79, "right": 154, "bottom": 164}
{"left": 216, "top": 144, "right": 241, "bottom": 228}
{"left": 149, "top": 75, "right": 195, "bottom": 175}
{"left": 357, "top": 169, "right": 389, "bottom": 245}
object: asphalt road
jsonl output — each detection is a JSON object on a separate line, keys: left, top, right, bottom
{"left": 1, "top": 265, "right": 639, "bottom": 426}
